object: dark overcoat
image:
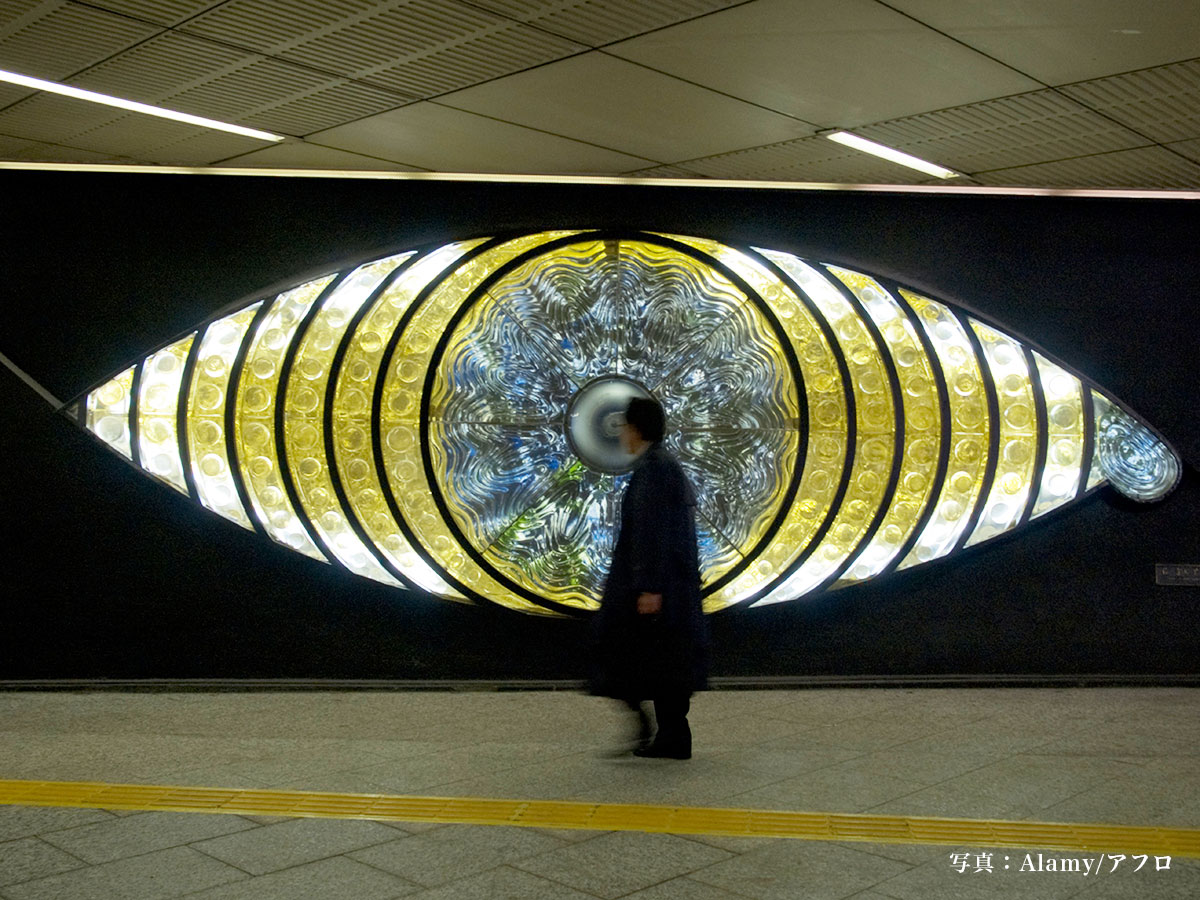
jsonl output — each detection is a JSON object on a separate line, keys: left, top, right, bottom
{"left": 591, "top": 442, "right": 708, "bottom": 699}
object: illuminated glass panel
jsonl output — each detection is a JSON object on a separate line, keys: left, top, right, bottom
{"left": 335, "top": 241, "right": 487, "bottom": 600}
{"left": 136, "top": 335, "right": 194, "bottom": 494}
{"left": 429, "top": 238, "right": 801, "bottom": 609}
{"left": 966, "top": 319, "right": 1037, "bottom": 547}
{"left": 71, "top": 230, "right": 1183, "bottom": 614}
{"left": 86, "top": 365, "right": 135, "bottom": 459}
{"left": 1093, "top": 393, "right": 1180, "bottom": 501}
{"left": 827, "top": 269, "right": 941, "bottom": 584}
{"left": 896, "top": 291, "right": 990, "bottom": 569}
{"left": 284, "top": 253, "right": 412, "bottom": 587}
{"left": 235, "top": 276, "right": 335, "bottom": 560}
{"left": 384, "top": 232, "right": 580, "bottom": 613}
{"left": 187, "top": 303, "right": 261, "bottom": 529}
{"left": 665, "top": 241, "right": 844, "bottom": 610}
{"left": 1031, "top": 352, "right": 1084, "bottom": 518}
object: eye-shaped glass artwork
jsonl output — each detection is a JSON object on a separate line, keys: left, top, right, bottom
{"left": 74, "top": 231, "right": 1182, "bottom": 616}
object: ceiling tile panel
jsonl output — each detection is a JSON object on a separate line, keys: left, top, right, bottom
{"left": 973, "top": 146, "right": 1200, "bottom": 189}
{"left": 181, "top": 0, "right": 585, "bottom": 100}
{"left": 888, "top": 0, "right": 1200, "bottom": 85}
{"left": 0, "top": 132, "right": 137, "bottom": 161}
{"left": 0, "top": 91, "right": 127, "bottom": 141}
{"left": 68, "top": 31, "right": 251, "bottom": 98}
{"left": 622, "top": 163, "right": 706, "bottom": 178}
{"left": 684, "top": 133, "right": 930, "bottom": 184}
{"left": 58, "top": 107, "right": 216, "bottom": 151}
{"left": 0, "top": 0, "right": 160, "bottom": 80}
{"left": 1167, "top": 138, "right": 1200, "bottom": 163}
{"left": 605, "top": 0, "right": 1039, "bottom": 127}
{"left": 856, "top": 89, "right": 1149, "bottom": 173}
{"left": 180, "top": 0, "right": 378, "bottom": 51}
{"left": 1059, "top": 59, "right": 1200, "bottom": 143}
{"left": 85, "top": 0, "right": 223, "bottom": 26}
{"left": 310, "top": 99, "right": 655, "bottom": 172}
{"left": 242, "top": 81, "right": 404, "bottom": 134}
{"left": 439, "top": 51, "right": 813, "bottom": 162}
{"left": 357, "top": 24, "right": 583, "bottom": 97}
{"left": 133, "top": 128, "right": 273, "bottom": 163}
{"left": 467, "top": 0, "right": 744, "bottom": 47}
{"left": 216, "top": 139, "right": 424, "bottom": 169}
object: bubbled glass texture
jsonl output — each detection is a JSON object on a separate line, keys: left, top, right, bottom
{"left": 234, "top": 276, "right": 334, "bottom": 561}
{"left": 965, "top": 320, "right": 1037, "bottom": 548}
{"left": 137, "top": 336, "right": 194, "bottom": 493}
{"left": 188, "top": 303, "right": 261, "bottom": 529}
{"left": 1031, "top": 352, "right": 1084, "bottom": 517}
{"left": 87, "top": 365, "right": 135, "bottom": 459}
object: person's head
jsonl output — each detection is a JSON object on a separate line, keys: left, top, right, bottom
{"left": 622, "top": 396, "right": 665, "bottom": 452}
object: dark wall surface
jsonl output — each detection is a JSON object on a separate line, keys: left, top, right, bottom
{"left": 2, "top": 170, "right": 1197, "bottom": 679}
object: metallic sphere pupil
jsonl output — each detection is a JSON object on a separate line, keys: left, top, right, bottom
{"left": 565, "top": 375, "right": 652, "bottom": 474}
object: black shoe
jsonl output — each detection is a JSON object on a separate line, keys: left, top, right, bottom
{"left": 633, "top": 743, "right": 691, "bottom": 760}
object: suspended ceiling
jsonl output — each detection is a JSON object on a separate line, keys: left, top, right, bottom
{"left": 0, "top": 0, "right": 1198, "bottom": 188}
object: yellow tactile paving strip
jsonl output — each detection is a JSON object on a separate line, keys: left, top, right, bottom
{"left": 1, "top": 779, "right": 1197, "bottom": 856}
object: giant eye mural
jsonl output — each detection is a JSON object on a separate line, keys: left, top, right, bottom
{"left": 74, "top": 230, "right": 1182, "bottom": 616}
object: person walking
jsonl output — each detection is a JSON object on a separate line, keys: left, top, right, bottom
{"left": 591, "top": 396, "right": 708, "bottom": 759}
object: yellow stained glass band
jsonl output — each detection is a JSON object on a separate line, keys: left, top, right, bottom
{"left": 136, "top": 336, "right": 194, "bottom": 494}
{"left": 235, "top": 277, "right": 335, "bottom": 561}
{"left": 86, "top": 365, "right": 135, "bottom": 460}
{"left": 896, "top": 291, "right": 990, "bottom": 570}
{"left": 284, "top": 253, "right": 412, "bottom": 586}
{"left": 187, "top": 303, "right": 261, "bottom": 530}
{"left": 828, "top": 269, "right": 941, "bottom": 585}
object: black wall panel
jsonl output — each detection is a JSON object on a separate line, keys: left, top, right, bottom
{"left": 1, "top": 170, "right": 1197, "bottom": 678}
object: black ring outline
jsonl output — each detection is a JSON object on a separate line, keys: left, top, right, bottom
{"left": 373, "top": 236, "right": 516, "bottom": 607}
{"left": 225, "top": 298, "right": 274, "bottom": 538}
{"left": 412, "top": 230, "right": 807, "bottom": 614}
{"left": 274, "top": 274, "right": 347, "bottom": 568}
{"left": 1079, "top": 383, "right": 1097, "bottom": 498}
{"left": 1020, "top": 346, "right": 1050, "bottom": 527}
{"left": 177, "top": 325, "right": 206, "bottom": 503}
{"left": 809, "top": 266, "right": 905, "bottom": 593}
{"left": 128, "top": 360, "right": 143, "bottom": 471}
{"left": 878, "top": 281, "right": 952, "bottom": 580}
{"left": 724, "top": 250, "right": 859, "bottom": 609}
{"left": 951, "top": 311, "right": 1001, "bottom": 554}
{"left": 323, "top": 250, "right": 427, "bottom": 592}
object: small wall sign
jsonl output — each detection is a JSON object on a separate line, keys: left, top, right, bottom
{"left": 1156, "top": 564, "right": 1200, "bottom": 586}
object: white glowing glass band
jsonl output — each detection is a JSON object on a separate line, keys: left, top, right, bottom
{"left": 826, "top": 131, "right": 960, "bottom": 179}
{"left": 0, "top": 68, "right": 284, "bottom": 143}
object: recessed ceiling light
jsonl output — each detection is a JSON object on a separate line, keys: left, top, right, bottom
{"left": 0, "top": 68, "right": 285, "bottom": 143}
{"left": 826, "top": 131, "right": 960, "bottom": 179}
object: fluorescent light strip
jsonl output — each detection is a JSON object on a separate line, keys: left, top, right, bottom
{"left": 0, "top": 68, "right": 284, "bottom": 143}
{"left": 826, "top": 131, "right": 959, "bottom": 179}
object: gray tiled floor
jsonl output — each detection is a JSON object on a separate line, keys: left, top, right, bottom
{"left": 0, "top": 687, "right": 1197, "bottom": 899}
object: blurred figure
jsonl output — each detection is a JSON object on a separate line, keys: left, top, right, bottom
{"left": 591, "top": 396, "right": 708, "bottom": 759}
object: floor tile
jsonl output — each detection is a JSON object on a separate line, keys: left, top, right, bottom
{"left": 348, "top": 824, "right": 567, "bottom": 887}
{"left": 190, "top": 817, "right": 399, "bottom": 875}
{"left": 688, "top": 839, "right": 912, "bottom": 900}
{"left": 399, "top": 864, "right": 600, "bottom": 900}
{"left": 40, "top": 810, "right": 256, "bottom": 864}
{"left": 0, "top": 807, "right": 115, "bottom": 843}
{"left": 513, "top": 830, "right": 732, "bottom": 899}
{"left": 620, "top": 875, "right": 758, "bottom": 899}
{"left": 0, "top": 837, "right": 85, "bottom": 887}
{"left": 178, "top": 855, "right": 421, "bottom": 899}
{"left": 0, "top": 846, "right": 245, "bottom": 900}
